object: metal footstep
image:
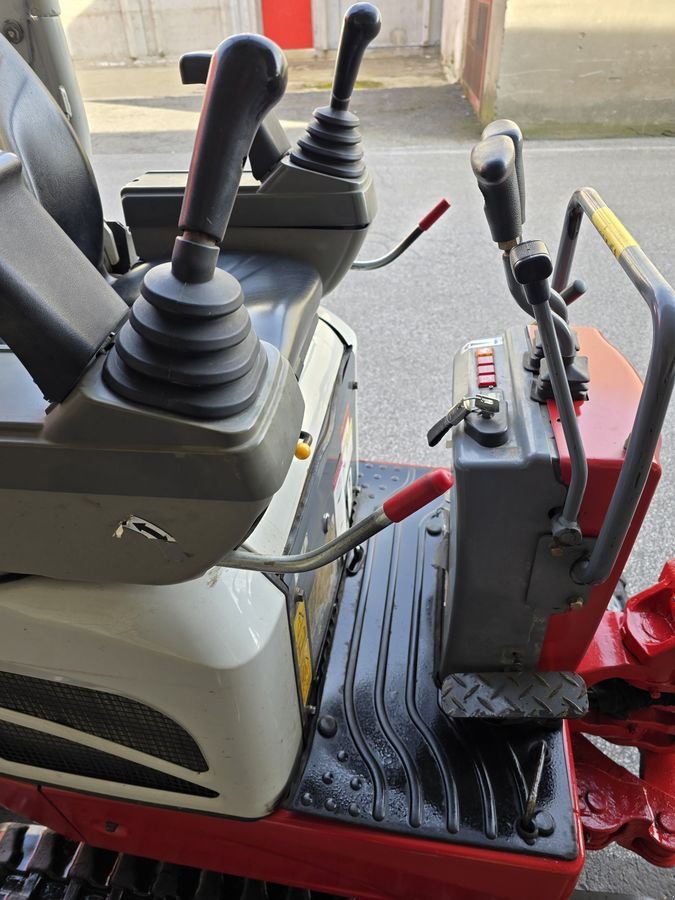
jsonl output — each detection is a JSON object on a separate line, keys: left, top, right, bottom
{"left": 440, "top": 671, "right": 588, "bottom": 719}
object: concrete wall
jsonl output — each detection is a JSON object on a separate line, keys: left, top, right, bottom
{"left": 61, "top": 0, "right": 442, "bottom": 64}
{"left": 446, "top": 0, "right": 675, "bottom": 135}
{"left": 62, "top": 0, "right": 260, "bottom": 63}
{"left": 439, "top": 0, "right": 467, "bottom": 79}
{"left": 315, "top": 0, "right": 442, "bottom": 51}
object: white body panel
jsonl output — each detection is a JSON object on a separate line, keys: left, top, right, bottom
{"left": 246, "top": 314, "right": 354, "bottom": 554}
{"left": 0, "top": 569, "right": 300, "bottom": 818}
{"left": 0, "top": 315, "right": 355, "bottom": 819}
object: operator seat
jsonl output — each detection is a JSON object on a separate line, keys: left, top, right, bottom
{"left": 0, "top": 34, "right": 104, "bottom": 269}
{"left": 0, "top": 34, "right": 321, "bottom": 373}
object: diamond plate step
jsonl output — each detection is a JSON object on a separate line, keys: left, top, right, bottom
{"left": 440, "top": 671, "right": 588, "bottom": 719}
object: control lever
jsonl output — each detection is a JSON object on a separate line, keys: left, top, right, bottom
{"left": 290, "top": 3, "right": 381, "bottom": 179}
{"left": 480, "top": 119, "right": 526, "bottom": 224}
{"left": 471, "top": 134, "right": 522, "bottom": 249}
{"left": 179, "top": 50, "right": 290, "bottom": 182}
{"left": 511, "top": 241, "right": 587, "bottom": 545}
{"left": 427, "top": 395, "right": 499, "bottom": 447}
{"left": 223, "top": 469, "right": 454, "bottom": 573}
{"left": 104, "top": 35, "right": 288, "bottom": 418}
{"left": 352, "top": 198, "right": 450, "bottom": 270}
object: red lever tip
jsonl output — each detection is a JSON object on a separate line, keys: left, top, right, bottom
{"left": 418, "top": 198, "right": 451, "bottom": 232}
{"left": 383, "top": 468, "right": 454, "bottom": 523}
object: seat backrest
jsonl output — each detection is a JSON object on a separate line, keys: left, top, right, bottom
{"left": 0, "top": 34, "right": 103, "bottom": 268}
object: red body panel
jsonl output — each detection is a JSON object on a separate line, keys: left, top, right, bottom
{"left": 539, "top": 326, "right": 661, "bottom": 670}
{"left": 0, "top": 725, "right": 585, "bottom": 900}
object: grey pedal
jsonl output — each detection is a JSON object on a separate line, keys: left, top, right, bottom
{"left": 440, "top": 671, "right": 588, "bottom": 719}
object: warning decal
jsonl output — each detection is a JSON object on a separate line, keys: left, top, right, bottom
{"left": 293, "top": 599, "right": 312, "bottom": 705}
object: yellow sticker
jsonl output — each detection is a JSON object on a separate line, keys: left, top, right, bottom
{"left": 591, "top": 206, "right": 638, "bottom": 259}
{"left": 293, "top": 600, "right": 312, "bottom": 705}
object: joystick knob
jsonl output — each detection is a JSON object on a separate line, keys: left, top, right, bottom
{"left": 290, "top": 3, "right": 381, "bottom": 179}
{"left": 104, "top": 35, "right": 288, "bottom": 418}
{"left": 471, "top": 133, "right": 522, "bottom": 249}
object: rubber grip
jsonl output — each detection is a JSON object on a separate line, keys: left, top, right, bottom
{"left": 331, "top": 3, "right": 381, "bottom": 108}
{"left": 471, "top": 134, "right": 522, "bottom": 245}
{"left": 179, "top": 35, "right": 287, "bottom": 242}
{"left": 383, "top": 469, "right": 454, "bottom": 523}
{"left": 418, "top": 198, "right": 451, "bottom": 231}
{"left": 481, "top": 119, "right": 525, "bottom": 223}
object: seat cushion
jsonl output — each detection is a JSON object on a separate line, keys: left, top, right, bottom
{"left": 112, "top": 250, "right": 322, "bottom": 373}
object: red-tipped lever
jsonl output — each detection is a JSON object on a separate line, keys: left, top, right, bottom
{"left": 352, "top": 198, "right": 451, "bottom": 270}
{"left": 418, "top": 198, "right": 451, "bottom": 232}
{"left": 383, "top": 468, "right": 454, "bottom": 522}
{"left": 223, "top": 468, "right": 454, "bottom": 573}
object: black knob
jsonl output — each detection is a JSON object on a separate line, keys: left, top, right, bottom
{"left": 510, "top": 240, "right": 552, "bottom": 306}
{"left": 177, "top": 33, "right": 287, "bottom": 276}
{"left": 480, "top": 119, "right": 525, "bottom": 223}
{"left": 331, "top": 3, "right": 381, "bottom": 110}
{"left": 471, "top": 134, "right": 522, "bottom": 247}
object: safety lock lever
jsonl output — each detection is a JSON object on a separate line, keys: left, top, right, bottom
{"left": 427, "top": 394, "right": 499, "bottom": 447}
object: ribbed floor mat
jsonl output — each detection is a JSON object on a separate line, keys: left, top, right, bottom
{"left": 287, "top": 462, "right": 578, "bottom": 860}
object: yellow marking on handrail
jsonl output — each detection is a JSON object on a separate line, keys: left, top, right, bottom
{"left": 591, "top": 206, "right": 638, "bottom": 259}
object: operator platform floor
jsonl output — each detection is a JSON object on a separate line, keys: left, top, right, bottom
{"left": 287, "top": 463, "right": 578, "bottom": 861}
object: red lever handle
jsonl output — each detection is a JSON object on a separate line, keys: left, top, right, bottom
{"left": 418, "top": 198, "right": 451, "bottom": 232}
{"left": 383, "top": 468, "right": 454, "bottom": 523}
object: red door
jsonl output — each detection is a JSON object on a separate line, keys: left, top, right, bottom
{"left": 261, "top": 0, "right": 314, "bottom": 50}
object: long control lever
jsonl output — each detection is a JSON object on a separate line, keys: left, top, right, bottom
{"left": 471, "top": 123, "right": 587, "bottom": 397}
{"left": 511, "top": 241, "right": 587, "bottom": 545}
{"left": 291, "top": 3, "right": 381, "bottom": 179}
{"left": 104, "top": 35, "right": 288, "bottom": 418}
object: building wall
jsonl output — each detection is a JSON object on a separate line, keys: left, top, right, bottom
{"left": 442, "top": 0, "right": 675, "bottom": 134}
{"left": 498, "top": 0, "right": 675, "bottom": 134}
{"left": 439, "top": 0, "right": 466, "bottom": 78}
{"left": 61, "top": 0, "right": 442, "bottom": 64}
{"left": 315, "top": 0, "right": 442, "bottom": 51}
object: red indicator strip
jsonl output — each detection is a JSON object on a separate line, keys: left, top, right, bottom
{"left": 383, "top": 469, "right": 454, "bottom": 523}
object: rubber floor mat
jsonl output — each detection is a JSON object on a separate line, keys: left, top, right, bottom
{"left": 286, "top": 462, "right": 579, "bottom": 861}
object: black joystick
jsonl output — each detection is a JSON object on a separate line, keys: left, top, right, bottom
{"left": 471, "top": 133, "right": 522, "bottom": 248}
{"left": 104, "top": 35, "right": 288, "bottom": 419}
{"left": 290, "top": 3, "right": 381, "bottom": 179}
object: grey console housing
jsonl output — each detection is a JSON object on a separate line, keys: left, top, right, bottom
{"left": 0, "top": 344, "right": 303, "bottom": 585}
{"left": 122, "top": 160, "right": 377, "bottom": 295}
{"left": 438, "top": 326, "right": 588, "bottom": 674}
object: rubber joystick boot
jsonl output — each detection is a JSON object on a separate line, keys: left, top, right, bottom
{"left": 290, "top": 3, "right": 380, "bottom": 179}
{"left": 104, "top": 35, "right": 288, "bottom": 419}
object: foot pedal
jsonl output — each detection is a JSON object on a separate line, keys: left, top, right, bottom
{"left": 440, "top": 671, "right": 588, "bottom": 719}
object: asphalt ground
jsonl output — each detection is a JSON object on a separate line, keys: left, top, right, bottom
{"left": 84, "top": 75, "right": 675, "bottom": 899}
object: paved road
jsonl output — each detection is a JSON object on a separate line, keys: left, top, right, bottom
{"left": 88, "top": 79, "right": 675, "bottom": 899}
